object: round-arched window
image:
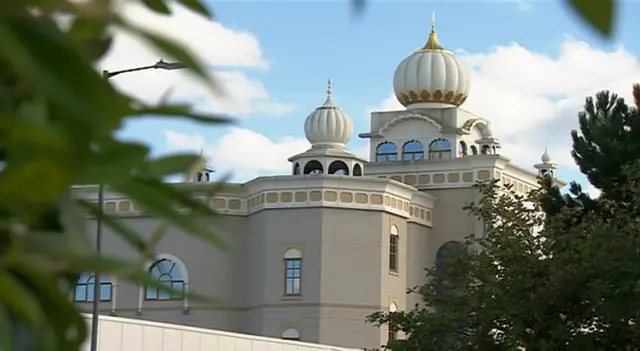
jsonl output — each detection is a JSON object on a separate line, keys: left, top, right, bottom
{"left": 303, "top": 160, "right": 323, "bottom": 175}
{"left": 282, "top": 328, "right": 300, "bottom": 340}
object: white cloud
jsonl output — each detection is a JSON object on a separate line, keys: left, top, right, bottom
{"left": 98, "top": 1, "right": 292, "bottom": 116}
{"left": 164, "top": 128, "right": 310, "bottom": 181}
{"left": 585, "top": 184, "right": 602, "bottom": 199}
{"left": 163, "top": 127, "right": 372, "bottom": 180}
{"left": 373, "top": 37, "right": 640, "bottom": 176}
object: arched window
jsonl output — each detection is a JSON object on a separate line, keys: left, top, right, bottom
{"left": 470, "top": 145, "right": 478, "bottom": 155}
{"left": 376, "top": 142, "right": 398, "bottom": 162}
{"left": 303, "top": 160, "right": 323, "bottom": 175}
{"left": 435, "top": 242, "right": 464, "bottom": 303}
{"left": 328, "top": 160, "right": 349, "bottom": 175}
{"left": 146, "top": 258, "right": 186, "bottom": 300}
{"left": 293, "top": 163, "right": 301, "bottom": 175}
{"left": 402, "top": 140, "right": 424, "bottom": 161}
{"left": 492, "top": 146, "right": 497, "bottom": 155}
{"left": 282, "top": 328, "right": 300, "bottom": 341}
{"left": 388, "top": 302, "right": 398, "bottom": 343}
{"left": 353, "top": 164, "right": 363, "bottom": 176}
{"left": 459, "top": 141, "right": 468, "bottom": 157}
{"left": 428, "top": 139, "right": 452, "bottom": 159}
{"left": 481, "top": 145, "right": 490, "bottom": 155}
{"left": 284, "top": 249, "right": 302, "bottom": 296}
{"left": 74, "top": 273, "right": 113, "bottom": 302}
{"left": 389, "top": 226, "right": 399, "bottom": 273}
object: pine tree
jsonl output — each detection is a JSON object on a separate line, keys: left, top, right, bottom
{"left": 541, "top": 84, "right": 640, "bottom": 220}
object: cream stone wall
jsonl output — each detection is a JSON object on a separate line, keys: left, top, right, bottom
{"left": 71, "top": 133, "right": 561, "bottom": 350}
{"left": 72, "top": 175, "right": 437, "bottom": 350}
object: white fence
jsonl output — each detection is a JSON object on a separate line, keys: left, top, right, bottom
{"left": 81, "top": 314, "right": 362, "bottom": 351}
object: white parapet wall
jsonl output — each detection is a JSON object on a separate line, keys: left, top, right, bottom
{"left": 81, "top": 314, "right": 362, "bottom": 351}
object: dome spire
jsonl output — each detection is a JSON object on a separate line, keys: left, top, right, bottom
{"left": 416, "top": 11, "right": 448, "bottom": 53}
{"left": 322, "top": 77, "right": 334, "bottom": 106}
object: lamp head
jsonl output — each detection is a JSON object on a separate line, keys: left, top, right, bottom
{"left": 155, "top": 59, "right": 186, "bottom": 70}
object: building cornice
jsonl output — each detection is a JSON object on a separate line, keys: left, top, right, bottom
{"left": 73, "top": 176, "right": 437, "bottom": 227}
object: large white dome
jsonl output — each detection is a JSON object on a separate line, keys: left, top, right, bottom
{"left": 393, "top": 26, "right": 470, "bottom": 109}
{"left": 304, "top": 79, "right": 353, "bottom": 147}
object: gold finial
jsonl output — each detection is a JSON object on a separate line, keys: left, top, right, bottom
{"left": 415, "top": 11, "right": 450, "bottom": 54}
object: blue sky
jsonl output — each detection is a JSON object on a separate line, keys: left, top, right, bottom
{"left": 101, "top": 0, "right": 640, "bottom": 196}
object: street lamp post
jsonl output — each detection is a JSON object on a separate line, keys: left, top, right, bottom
{"left": 90, "top": 59, "right": 185, "bottom": 351}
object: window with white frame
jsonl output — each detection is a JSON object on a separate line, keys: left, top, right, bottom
{"left": 284, "top": 248, "right": 302, "bottom": 296}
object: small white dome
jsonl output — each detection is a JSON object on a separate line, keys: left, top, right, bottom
{"left": 304, "top": 78, "right": 353, "bottom": 147}
{"left": 541, "top": 148, "right": 552, "bottom": 163}
{"left": 393, "top": 26, "right": 470, "bottom": 109}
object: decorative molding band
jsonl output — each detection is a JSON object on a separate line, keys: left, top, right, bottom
{"left": 84, "top": 189, "right": 433, "bottom": 227}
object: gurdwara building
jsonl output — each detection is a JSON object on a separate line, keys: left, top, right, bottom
{"left": 73, "top": 24, "right": 565, "bottom": 350}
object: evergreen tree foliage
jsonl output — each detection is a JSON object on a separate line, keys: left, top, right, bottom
{"left": 541, "top": 84, "right": 640, "bottom": 219}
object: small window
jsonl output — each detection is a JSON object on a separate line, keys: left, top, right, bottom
{"left": 435, "top": 242, "right": 464, "bottom": 302}
{"left": 282, "top": 328, "right": 300, "bottom": 341}
{"left": 389, "top": 226, "right": 399, "bottom": 273}
{"left": 74, "top": 273, "right": 113, "bottom": 302}
{"left": 481, "top": 145, "right": 490, "bottom": 155}
{"left": 303, "top": 160, "right": 323, "bottom": 175}
{"left": 470, "top": 145, "right": 478, "bottom": 155}
{"left": 328, "top": 160, "right": 349, "bottom": 175}
{"left": 146, "top": 258, "right": 186, "bottom": 300}
{"left": 353, "top": 164, "right": 363, "bottom": 176}
{"left": 376, "top": 142, "right": 398, "bottom": 162}
{"left": 428, "top": 139, "right": 452, "bottom": 159}
{"left": 284, "top": 249, "right": 302, "bottom": 296}
{"left": 388, "top": 303, "right": 398, "bottom": 343}
{"left": 402, "top": 140, "right": 424, "bottom": 161}
{"left": 459, "top": 141, "right": 468, "bottom": 157}
{"left": 293, "top": 163, "right": 301, "bottom": 175}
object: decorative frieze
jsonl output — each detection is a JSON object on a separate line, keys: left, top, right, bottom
{"left": 80, "top": 176, "right": 436, "bottom": 227}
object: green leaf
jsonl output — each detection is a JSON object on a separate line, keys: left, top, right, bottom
{"left": 0, "top": 19, "right": 129, "bottom": 124}
{"left": 57, "top": 192, "right": 95, "bottom": 251}
{"left": 0, "top": 271, "right": 45, "bottom": 330}
{"left": 66, "top": 16, "right": 113, "bottom": 62}
{"left": 113, "top": 177, "right": 228, "bottom": 251}
{"left": 80, "top": 140, "right": 149, "bottom": 184}
{"left": 0, "top": 306, "right": 12, "bottom": 351}
{"left": 78, "top": 200, "right": 148, "bottom": 253}
{"left": 12, "top": 264, "right": 87, "bottom": 350}
{"left": 566, "top": 0, "right": 615, "bottom": 37}
{"left": 0, "top": 158, "right": 70, "bottom": 205}
{"left": 142, "top": 0, "right": 172, "bottom": 14}
{"left": 178, "top": 0, "right": 213, "bottom": 17}
{"left": 0, "top": 111, "right": 71, "bottom": 154}
{"left": 142, "top": 154, "right": 201, "bottom": 178}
